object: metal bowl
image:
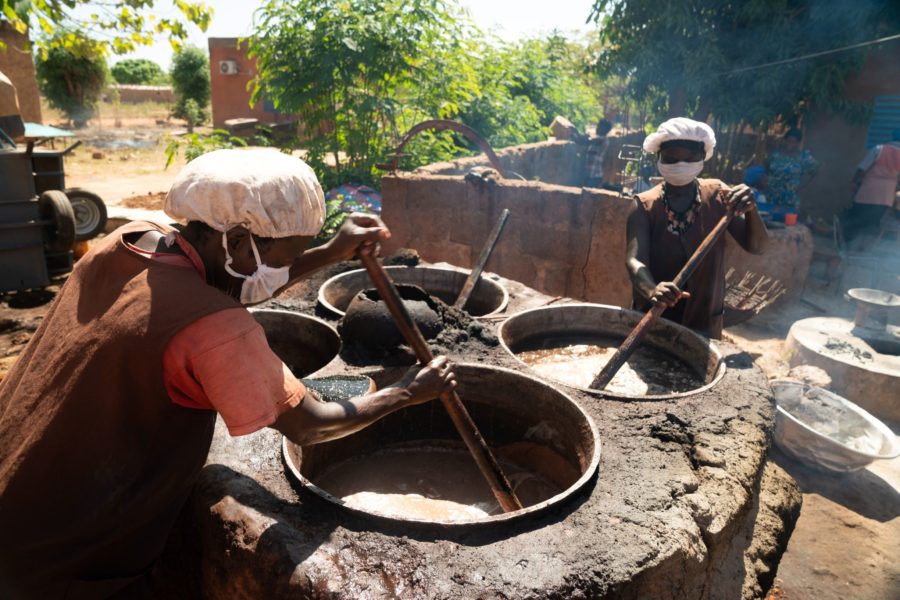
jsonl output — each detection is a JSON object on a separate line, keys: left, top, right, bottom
{"left": 318, "top": 265, "right": 509, "bottom": 318}
{"left": 498, "top": 303, "right": 725, "bottom": 400}
{"left": 772, "top": 380, "right": 900, "bottom": 473}
{"left": 250, "top": 309, "right": 341, "bottom": 377}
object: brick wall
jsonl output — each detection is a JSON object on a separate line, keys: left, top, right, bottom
{"left": 381, "top": 173, "right": 634, "bottom": 305}
{"left": 0, "top": 22, "right": 41, "bottom": 123}
{"left": 106, "top": 84, "right": 176, "bottom": 104}
{"left": 208, "top": 37, "right": 295, "bottom": 129}
{"left": 380, "top": 172, "right": 813, "bottom": 309}
{"left": 416, "top": 140, "right": 585, "bottom": 186}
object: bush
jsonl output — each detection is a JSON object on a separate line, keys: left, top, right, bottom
{"left": 171, "top": 98, "right": 207, "bottom": 133}
{"left": 111, "top": 59, "right": 167, "bottom": 85}
{"left": 170, "top": 46, "right": 210, "bottom": 108}
{"left": 35, "top": 36, "right": 108, "bottom": 128}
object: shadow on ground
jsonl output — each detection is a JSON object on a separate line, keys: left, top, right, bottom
{"left": 773, "top": 447, "right": 899, "bottom": 523}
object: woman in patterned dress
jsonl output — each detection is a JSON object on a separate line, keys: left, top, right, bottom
{"left": 765, "top": 128, "right": 819, "bottom": 216}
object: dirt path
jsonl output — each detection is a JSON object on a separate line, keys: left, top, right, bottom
{"left": 727, "top": 288, "right": 900, "bottom": 600}
{"left": 41, "top": 99, "right": 189, "bottom": 206}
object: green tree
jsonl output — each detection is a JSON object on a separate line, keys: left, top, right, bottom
{"left": 111, "top": 58, "right": 167, "bottom": 85}
{"left": 2, "top": 0, "right": 212, "bottom": 56}
{"left": 249, "top": 0, "right": 480, "bottom": 187}
{"left": 456, "top": 39, "right": 546, "bottom": 149}
{"left": 35, "top": 34, "right": 108, "bottom": 127}
{"left": 169, "top": 45, "right": 209, "bottom": 132}
{"left": 589, "top": 0, "right": 900, "bottom": 129}
{"left": 455, "top": 33, "right": 602, "bottom": 149}
{"left": 507, "top": 34, "right": 602, "bottom": 131}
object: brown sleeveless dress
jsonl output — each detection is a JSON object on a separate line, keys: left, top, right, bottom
{"left": 633, "top": 178, "right": 728, "bottom": 339}
{"left": 0, "top": 222, "right": 239, "bottom": 598}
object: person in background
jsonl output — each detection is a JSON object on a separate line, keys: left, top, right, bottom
{"left": 765, "top": 128, "right": 819, "bottom": 217}
{"left": 743, "top": 165, "right": 769, "bottom": 208}
{"left": 843, "top": 129, "right": 900, "bottom": 246}
{"left": 626, "top": 117, "right": 768, "bottom": 339}
{"left": 632, "top": 163, "right": 655, "bottom": 194}
{"left": 584, "top": 118, "right": 613, "bottom": 188}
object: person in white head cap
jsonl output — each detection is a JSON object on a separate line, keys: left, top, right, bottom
{"left": 0, "top": 148, "right": 457, "bottom": 597}
{"left": 625, "top": 117, "right": 768, "bottom": 339}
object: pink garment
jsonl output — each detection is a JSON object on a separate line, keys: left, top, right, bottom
{"left": 127, "top": 229, "right": 306, "bottom": 435}
{"left": 855, "top": 143, "right": 900, "bottom": 207}
{"left": 163, "top": 309, "right": 306, "bottom": 436}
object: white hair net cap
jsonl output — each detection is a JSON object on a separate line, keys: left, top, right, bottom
{"left": 643, "top": 117, "right": 717, "bottom": 161}
{"left": 164, "top": 148, "right": 326, "bottom": 237}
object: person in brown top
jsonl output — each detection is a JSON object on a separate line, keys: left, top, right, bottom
{"left": 626, "top": 118, "right": 769, "bottom": 339}
{"left": 0, "top": 149, "right": 457, "bottom": 598}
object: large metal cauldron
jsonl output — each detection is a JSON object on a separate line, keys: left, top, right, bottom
{"left": 499, "top": 303, "right": 725, "bottom": 400}
{"left": 283, "top": 364, "right": 600, "bottom": 528}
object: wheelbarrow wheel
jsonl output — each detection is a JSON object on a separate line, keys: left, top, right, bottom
{"left": 38, "top": 190, "right": 76, "bottom": 254}
{"left": 65, "top": 188, "right": 108, "bottom": 241}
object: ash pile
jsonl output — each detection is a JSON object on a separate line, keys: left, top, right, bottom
{"left": 338, "top": 283, "right": 497, "bottom": 364}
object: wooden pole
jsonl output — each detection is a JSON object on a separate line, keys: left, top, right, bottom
{"left": 359, "top": 251, "right": 524, "bottom": 512}
{"left": 590, "top": 206, "right": 737, "bottom": 391}
{"left": 454, "top": 209, "right": 510, "bottom": 311}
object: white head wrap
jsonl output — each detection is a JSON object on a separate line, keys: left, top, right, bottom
{"left": 643, "top": 117, "right": 717, "bottom": 161}
{"left": 164, "top": 148, "right": 326, "bottom": 238}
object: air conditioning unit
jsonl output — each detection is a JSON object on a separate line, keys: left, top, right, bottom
{"left": 219, "top": 60, "right": 239, "bottom": 75}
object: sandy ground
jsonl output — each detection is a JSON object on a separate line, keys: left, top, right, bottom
{"left": 726, "top": 287, "right": 900, "bottom": 600}
{"left": 41, "top": 99, "right": 188, "bottom": 205}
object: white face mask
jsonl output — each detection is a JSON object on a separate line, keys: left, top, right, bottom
{"left": 657, "top": 159, "right": 704, "bottom": 186}
{"left": 222, "top": 231, "right": 291, "bottom": 305}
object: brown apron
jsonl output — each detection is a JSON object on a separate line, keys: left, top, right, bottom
{"left": 0, "top": 222, "right": 239, "bottom": 598}
{"left": 633, "top": 178, "right": 728, "bottom": 339}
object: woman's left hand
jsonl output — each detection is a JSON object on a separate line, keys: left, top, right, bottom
{"left": 327, "top": 213, "right": 391, "bottom": 262}
{"left": 723, "top": 184, "right": 757, "bottom": 216}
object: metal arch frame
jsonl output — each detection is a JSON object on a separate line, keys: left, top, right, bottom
{"left": 385, "top": 119, "right": 507, "bottom": 178}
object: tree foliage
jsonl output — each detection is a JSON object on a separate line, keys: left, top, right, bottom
{"left": 250, "top": 0, "right": 602, "bottom": 188}
{"left": 2, "top": 0, "right": 212, "bottom": 56}
{"left": 169, "top": 45, "right": 209, "bottom": 131}
{"left": 111, "top": 58, "right": 167, "bottom": 85}
{"left": 459, "top": 33, "right": 605, "bottom": 148}
{"left": 589, "top": 0, "right": 900, "bottom": 129}
{"left": 35, "top": 34, "right": 108, "bottom": 127}
{"left": 250, "top": 0, "right": 480, "bottom": 187}
{"left": 170, "top": 45, "right": 209, "bottom": 106}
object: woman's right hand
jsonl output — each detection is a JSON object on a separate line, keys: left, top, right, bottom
{"left": 398, "top": 356, "right": 457, "bottom": 405}
{"left": 650, "top": 281, "right": 690, "bottom": 308}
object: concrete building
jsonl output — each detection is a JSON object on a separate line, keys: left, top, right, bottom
{"left": 802, "top": 39, "right": 900, "bottom": 220}
{"left": 0, "top": 22, "right": 42, "bottom": 123}
{"left": 207, "top": 37, "right": 294, "bottom": 129}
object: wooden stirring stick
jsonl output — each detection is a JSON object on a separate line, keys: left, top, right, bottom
{"left": 359, "top": 250, "right": 524, "bottom": 512}
{"left": 454, "top": 209, "right": 511, "bottom": 311}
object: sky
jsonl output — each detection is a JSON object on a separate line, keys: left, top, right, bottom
{"left": 110, "top": 0, "right": 598, "bottom": 68}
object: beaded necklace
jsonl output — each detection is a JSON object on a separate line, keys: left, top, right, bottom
{"left": 662, "top": 182, "right": 701, "bottom": 235}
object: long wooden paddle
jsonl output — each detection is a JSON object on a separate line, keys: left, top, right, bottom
{"left": 359, "top": 251, "right": 524, "bottom": 512}
{"left": 590, "top": 206, "right": 737, "bottom": 391}
{"left": 454, "top": 209, "right": 511, "bottom": 311}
